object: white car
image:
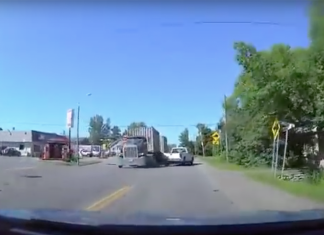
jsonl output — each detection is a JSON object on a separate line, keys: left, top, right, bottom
{"left": 164, "top": 147, "right": 194, "bottom": 165}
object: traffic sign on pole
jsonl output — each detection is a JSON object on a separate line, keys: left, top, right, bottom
{"left": 271, "top": 119, "right": 280, "bottom": 139}
{"left": 211, "top": 131, "right": 220, "bottom": 145}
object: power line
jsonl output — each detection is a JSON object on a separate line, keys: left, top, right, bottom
{"left": 113, "top": 20, "right": 297, "bottom": 34}
{"left": 193, "top": 21, "right": 294, "bottom": 26}
{"left": 0, "top": 121, "right": 219, "bottom": 128}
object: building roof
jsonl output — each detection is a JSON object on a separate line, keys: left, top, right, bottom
{"left": 0, "top": 130, "right": 67, "bottom": 143}
{"left": 0, "top": 130, "right": 32, "bottom": 142}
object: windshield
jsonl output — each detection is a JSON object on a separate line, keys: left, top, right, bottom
{"left": 171, "top": 148, "right": 186, "bottom": 154}
{"left": 1, "top": 1, "right": 322, "bottom": 226}
{"left": 125, "top": 137, "right": 146, "bottom": 146}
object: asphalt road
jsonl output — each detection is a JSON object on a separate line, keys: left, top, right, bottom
{"left": 0, "top": 156, "right": 40, "bottom": 172}
{"left": 0, "top": 157, "right": 323, "bottom": 219}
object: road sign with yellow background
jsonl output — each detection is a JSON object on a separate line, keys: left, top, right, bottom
{"left": 212, "top": 131, "right": 220, "bottom": 145}
{"left": 271, "top": 119, "right": 280, "bottom": 139}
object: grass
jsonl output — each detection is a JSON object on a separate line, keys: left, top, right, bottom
{"left": 247, "top": 171, "right": 324, "bottom": 202}
{"left": 200, "top": 156, "right": 264, "bottom": 172}
{"left": 200, "top": 156, "right": 324, "bottom": 202}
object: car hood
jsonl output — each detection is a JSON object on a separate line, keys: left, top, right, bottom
{"left": 1, "top": 209, "right": 324, "bottom": 226}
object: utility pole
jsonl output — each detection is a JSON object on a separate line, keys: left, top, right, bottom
{"left": 199, "top": 127, "right": 205, "bottom": 157}
{"left": 76, "top": 104, "right": 80, "bottom": 166}
{"left": 224, "top": 95, "right": 229, "bottom": 162}
{"left": 192, "top": 134, "right": 197, "bottom": 156}
{"left": 76, "top": 93, "right": 91, "bottom": 166}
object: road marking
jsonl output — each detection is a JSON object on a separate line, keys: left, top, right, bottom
{"left": 86, "top": 186, "right": 131, "bottom": 211}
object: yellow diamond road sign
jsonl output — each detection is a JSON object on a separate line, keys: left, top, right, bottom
{"left": 212, "top": 131, "right": 220, "bottom": 144}
{"left": 212, "top": 139, "right": 220, "bottom": 145}
{"left": 272, "top": 119, "right": 280, "bottom": 139}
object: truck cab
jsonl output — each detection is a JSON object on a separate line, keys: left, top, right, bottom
{"left": 118, "top": 136, "right": 148, "bottom": 168}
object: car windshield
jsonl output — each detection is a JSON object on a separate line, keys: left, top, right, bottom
{"left": 171, "top": 148, "right": 186, "bottom": 153}
{"left": 1, "top": 1, "right": 322, "bottom": 227}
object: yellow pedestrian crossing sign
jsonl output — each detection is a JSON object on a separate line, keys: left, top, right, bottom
{"left": 272, "top": 119, "right": 280, "bottom": 139}
{"left": 211, "top": 131, "right": 220, "bottom": 145}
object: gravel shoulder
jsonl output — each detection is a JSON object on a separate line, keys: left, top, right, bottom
{"left": 199, "top": 160, "right": 324, "bottom": 212}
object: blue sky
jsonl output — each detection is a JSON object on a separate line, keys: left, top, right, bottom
{"left": 0, "top": 2, "right": 309, "bottom": 144}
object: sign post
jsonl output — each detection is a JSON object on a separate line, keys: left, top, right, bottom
{"left": 66, "top": 109, "right": 75, "bottom": 162}
{"left": 280, "top": 123, "right": 295, "bottom": 177}
{"left": 271, "top": 118, "right": 280, "bottom": 173}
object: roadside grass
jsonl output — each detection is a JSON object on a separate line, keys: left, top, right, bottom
{"left": 201, "top": 156, "right": 245, "bottom": 171}
{"left": 199, "top": 156, "right": 265, "bottom": 172}
{"left": 200, "top": 156, "right": 324, "bottom": 202}
{"left": 247, "top": 171, "right": 324, "bottom": 202}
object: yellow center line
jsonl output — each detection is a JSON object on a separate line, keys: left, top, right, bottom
{"left": 86, "top": 186, "right": 131, "bottom": 211}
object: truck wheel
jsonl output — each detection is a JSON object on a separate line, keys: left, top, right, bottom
{"left": 118, "top": 165, "right": 123, "bottom": 168}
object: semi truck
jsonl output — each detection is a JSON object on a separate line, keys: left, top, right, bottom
{"left": 118, "top": 126, "right": 169, "bottom": 168}
{"left": 159, "top": 135, "right": 168, "bottom": 153}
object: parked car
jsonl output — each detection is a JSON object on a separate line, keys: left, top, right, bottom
{"left": 91, "top": 146, "right": 100, "bottom": 157}
{"left": 79, "top": 149, "right": 92, "bottom": 157}
{"left": 2, "top": 147, "right": 21, "bottom": 157}
{"left": 0, "top": 146, "right": 7, "bottom": 155}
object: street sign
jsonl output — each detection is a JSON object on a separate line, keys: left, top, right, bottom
{"left": 212, "top": 139, "right": 220, "bottom": 145}
{"left": 66, "top": 109, "right": 74, "bottom": 129}
{"left": 211, "top": 131, "right": 220, "bottom": 145}
{"left": 271, "top": 119, "right": 280, "bottom": 139}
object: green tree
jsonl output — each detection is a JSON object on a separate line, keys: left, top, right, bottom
{"left": 128, "top": 122, "right": 147, "bottom": 130}
{"left": 176, "top": 1, "right": 324, "bottom": 169}
{"left": 88, "top": 115, "right": 104, "bottom": 145}
{"left": 309, "top": 0, "right": 324, "bottom": 50}
{"left": 111, "top": 125, "right": 121, "bottom": 139}
{"left": 122, "top": 129, "right": 128, "bottom": 136}
{"left": 101, "top": 118, "right": 112, "bottom": 139}
{"left": 168, "top": 144, "right": 177, "bottom": 151}
{"left": 218, "top": 8, "right": 324, "bottom": 167}
{"left": 125, "top": 122, "right": 147, "bottom": 136}
{"left": 196, "top": 123, "right": 213, "bottom": 156}
{"left": 80, "top": 137, "right": 91, "bottom": 145}
{"left": 178, "top": 128, "right": 196, "bottom": 153}
{"left": 178, "top": 128, "right": 190, "bottom": 147}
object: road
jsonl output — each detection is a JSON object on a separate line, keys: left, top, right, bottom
{"left": 0, "top": 157, "right": 323, "bottom": 219}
